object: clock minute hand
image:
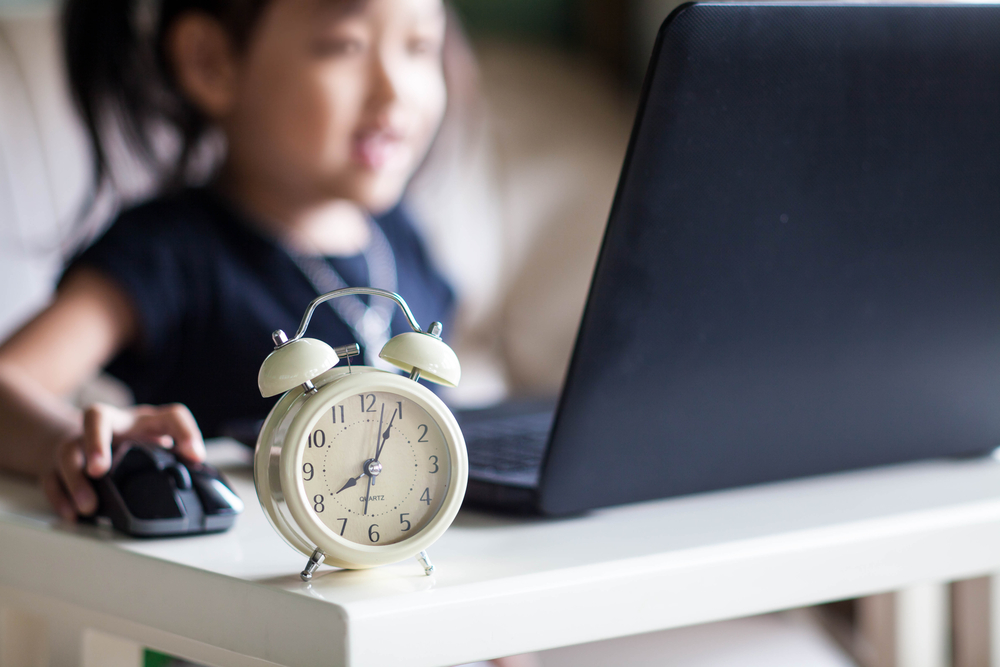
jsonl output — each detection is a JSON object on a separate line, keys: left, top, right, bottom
{"left": 373, "top": 404, "right": 385, "bottom": 456}
{"left": 375, "top": 408, "right": 398, "bottom": 463}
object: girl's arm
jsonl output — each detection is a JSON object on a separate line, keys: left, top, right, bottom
{"left": 0, "top": 268, "right": 205, "bottom": 519}
{"left": 0, "top": 268, "right": 131, "bottom": 475}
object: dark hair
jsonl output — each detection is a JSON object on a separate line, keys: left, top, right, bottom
{"left": 62, "top": 0, "right": 272, "bottom": 193}
{"left": 62, "top": 0, "right": 478, "bottom": 227}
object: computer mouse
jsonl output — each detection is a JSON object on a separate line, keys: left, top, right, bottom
{"left": 90, "top": 442, "right": 244, "bottom": 537}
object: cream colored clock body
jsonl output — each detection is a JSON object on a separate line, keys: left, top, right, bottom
{"left": 254, "top": 365, "right": 468, "bottom": 570}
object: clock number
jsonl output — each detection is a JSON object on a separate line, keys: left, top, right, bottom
{"left": 331, "top": 405, "right": 345, "bottom": 423}
{"left": 359, "top": 394, "right": 376, "bottom": 413}
{"left": 428, "top": 455, "right": 439, "bottom": 473}
{"left": 397, "top": 401, "right": 403, "bottom": 420}
{"left": 417, "top": 424, "right": 429, "bottom": 443}
{"left": 309, "top": 429, "right": 325, "bottom": 448}
{"left": 400, "top": 513, "right": 411, "bottom": 531}
{"left": 313, "top": 495, "right": 325, "bottom": 513}
{"left": 303, "top": 462, "right": 314, "bottom": 481}
{"left": 337, "top": 518, "right": 347, "bottom": 536}
{"left": 368, "top": 524, "right": 380, "bottom": 543}
{"left": 420, "top": 488, "right": 431, "bottom": 505}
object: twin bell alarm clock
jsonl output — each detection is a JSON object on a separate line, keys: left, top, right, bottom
{"left": 254, "top": 287, "right": 467, "bottom": 580}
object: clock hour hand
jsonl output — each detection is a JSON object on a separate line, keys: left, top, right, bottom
{"left": 336, "top": 474, "right": 364, "bottom": 494}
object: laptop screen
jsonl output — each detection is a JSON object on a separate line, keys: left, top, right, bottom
{"left": 541, "top": 3, "right": 1000, "bottom": 515}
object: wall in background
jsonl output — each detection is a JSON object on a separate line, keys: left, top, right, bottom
{"left": 452, "top": 0, "right": 579, "bottom": 45}
{"left": 630, "top": 0, "right": 686, "bottom": 80}
{"left": 451, "top": 0, "right": 681, "bottom": 85}
{"left": 0, "top": 6, "right": 89, "bottom": 339}
{"left": 0, "top": 0, "right": 51, "bottom": 15}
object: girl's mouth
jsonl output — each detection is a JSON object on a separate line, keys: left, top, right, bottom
{"left": 352, "top": 129, "right": 408, "bottom": 170}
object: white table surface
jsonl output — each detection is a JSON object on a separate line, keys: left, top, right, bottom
{"left": 4, "top": 441, "right": 1000, "bottom": 666}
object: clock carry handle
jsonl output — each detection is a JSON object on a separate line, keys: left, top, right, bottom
{"left": 292, "top": 287, "right": 424, "bottom": 341}
{"left": 258, "top": 287, "right": 461, "bottom": 397}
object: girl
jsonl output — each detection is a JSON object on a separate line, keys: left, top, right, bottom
{"left": 0, "top": 0, "right": 456, "bottom": 522}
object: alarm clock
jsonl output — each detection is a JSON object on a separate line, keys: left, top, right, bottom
{"left": 254, "top": 287, "right": 467, "bottom": 580}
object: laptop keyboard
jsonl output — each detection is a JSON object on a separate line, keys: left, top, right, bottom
{"left": 456, "top": 400, "right": 556, "bottom": 488}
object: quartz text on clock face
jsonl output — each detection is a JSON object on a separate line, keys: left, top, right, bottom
{"left": 301, "top": 391, "right": 450, "bottom": 546}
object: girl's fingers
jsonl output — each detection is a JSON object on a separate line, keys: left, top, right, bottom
{"left": 81, "top": 403, "right": 128, "bottom": 477}
{"left": 128, "top": 403, "right": 206, "bottom": 462}
{"left": 55, "top": 440, "right": 97, "bottom": 515}
{"left": 41, "top": 470, "right": 76, "bottom": 521}
{"left": 44, "top": 402, "right": 206, "bottom": 520}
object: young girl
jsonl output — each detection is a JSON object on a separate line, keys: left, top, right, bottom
{"left": 0, "top": 0, "right": 456, "bottom": 522}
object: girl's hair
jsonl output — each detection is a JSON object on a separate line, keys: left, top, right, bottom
{"left": 62, "top": 0, "right": 272, "bottom": 192}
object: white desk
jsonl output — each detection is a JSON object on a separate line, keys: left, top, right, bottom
{"left": 3, "top": 441, "right": 1000, "bottom": 667}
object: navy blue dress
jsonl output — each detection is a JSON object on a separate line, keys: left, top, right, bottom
{"left": 65, "top": 188, "right": 455, "bottom": 439}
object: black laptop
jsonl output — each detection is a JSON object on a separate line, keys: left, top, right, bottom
{"left": 460, "top": 2, "right": 1000, "bottom": 515}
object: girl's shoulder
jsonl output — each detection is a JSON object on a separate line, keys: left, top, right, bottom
{"left": 96, "top": 188, "right": 231, "bottom": 250}
{"left": 64, "top": 188, "right": 268, "bottom": 311}
{"left": 72, "top": 188, "right": 276, "bottom": 278}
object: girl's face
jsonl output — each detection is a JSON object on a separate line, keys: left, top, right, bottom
{"left": 222, "top": 0, "right": 447, "bottom": 213}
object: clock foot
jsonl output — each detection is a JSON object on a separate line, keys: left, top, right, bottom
{"left": 301, "top": 548, "right": 326, "bottom": 581}
{"left": 416, "top": 550, "right": 434, "bottom": 576}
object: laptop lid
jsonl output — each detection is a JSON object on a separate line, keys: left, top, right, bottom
{"left": 538, "top": 2, "right": 1000, "bottom": 515}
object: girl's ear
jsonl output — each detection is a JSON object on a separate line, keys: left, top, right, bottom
{"left": 165, "top": 12, "right": 239, "bottom": 120}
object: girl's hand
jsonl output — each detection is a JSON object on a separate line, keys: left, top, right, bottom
{"left": 41, "top": 402, "right": 206, "bottom": 521}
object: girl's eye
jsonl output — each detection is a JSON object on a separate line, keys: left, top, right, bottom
{"left": 407, "top": 35, "right": 442, "bottom": 57}
{"left": 313, "top": 37, "right": 366, "bottom": 57}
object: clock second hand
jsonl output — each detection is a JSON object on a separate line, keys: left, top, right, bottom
{"left": 365, "top": 405, "right": 386, "bottom": 513}
{"left": 363, "top": 469, "right": 373, "bottom": 515}
{"left": 370, "top": 404, "right": 387, "bottom": 488}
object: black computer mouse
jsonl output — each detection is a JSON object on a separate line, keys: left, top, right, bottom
{"left": 90, "top": 442, "right": 244, "bottom": 537}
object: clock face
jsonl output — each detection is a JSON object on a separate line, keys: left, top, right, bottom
{"left": 300, "top": 390, "right": 451, "bottom": 546}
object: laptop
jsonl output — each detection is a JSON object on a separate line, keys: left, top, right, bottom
{"left": 460, "top": 1, "right": 1000, "bottom": 515}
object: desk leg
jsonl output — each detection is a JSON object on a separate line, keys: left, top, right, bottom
{"left": 857, "top": 585, "right": 951, "bottom": 667}
{"left": 895, "top": 583, "right": 950, "bottom": 667}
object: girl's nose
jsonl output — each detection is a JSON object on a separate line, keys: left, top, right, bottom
{"left": 366, "top": 51, "right": 401, "bottom": 119}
